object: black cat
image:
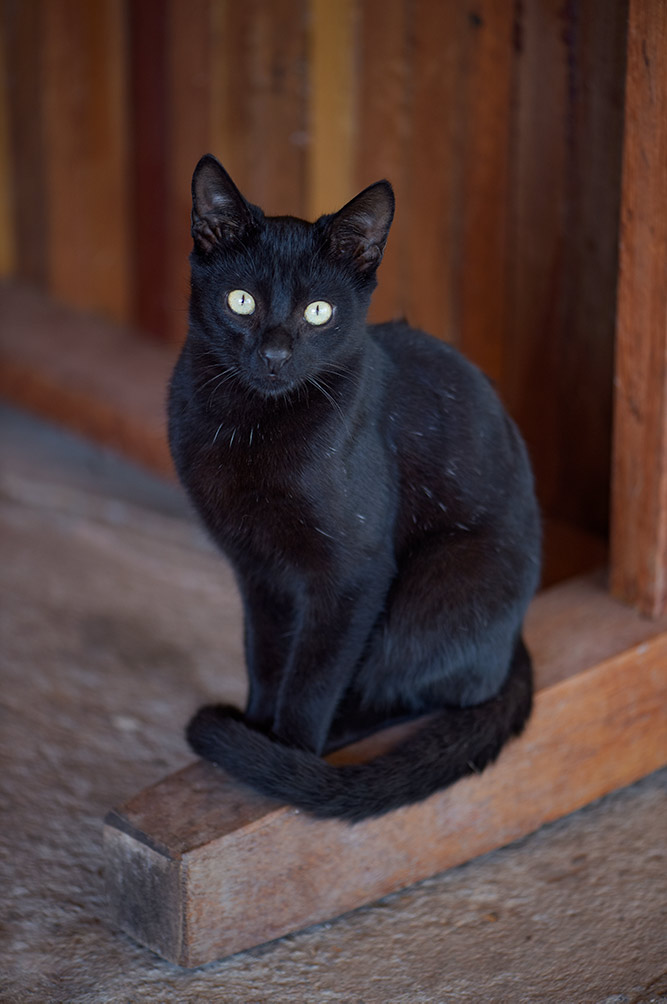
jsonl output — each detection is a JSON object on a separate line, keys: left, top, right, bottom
{"left": 168, "top": 154, "right": 541, "bottom": 822}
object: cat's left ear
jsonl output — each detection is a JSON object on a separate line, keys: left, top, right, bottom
{"left": 326, "top": 181, "right": 395, "bottom": 273}
{"left": 191, "top": 154, "right": 254, "bottom": 252}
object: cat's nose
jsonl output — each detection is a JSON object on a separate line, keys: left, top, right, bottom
{"left": 259, "top": 344, "right": 292, "bottom": 374}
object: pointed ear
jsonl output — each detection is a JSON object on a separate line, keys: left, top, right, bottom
{"left": 191, "top": 154, "right": 254, "bottom": 252}
{"left": 326, "top": 181, "right": 395, "bottom": 273}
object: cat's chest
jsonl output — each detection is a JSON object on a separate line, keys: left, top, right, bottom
{"left": 189, "top": 421, "right": 393, "bottom": 567}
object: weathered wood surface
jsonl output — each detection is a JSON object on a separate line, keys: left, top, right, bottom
{"left": 0, "top": 281, "right": 175, "bottom": 477}
{"left": 610, "top": 0, "right": 667, "bottom": 618}
{"left": 104, "top": 574, "right": 667, "bottom": 967}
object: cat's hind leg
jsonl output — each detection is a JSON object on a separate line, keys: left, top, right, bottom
{"left": 355, "top": 526, "right": 539, "bottom": 715}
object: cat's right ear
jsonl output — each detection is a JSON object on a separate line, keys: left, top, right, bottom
{"left": 191, "top": 155, "right": 253, "bottom": 252}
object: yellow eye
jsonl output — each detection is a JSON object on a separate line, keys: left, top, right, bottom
{"left": 304, "top": 300, "right": 333, "bottom": 326}
{"left": 227, "top": 290, "right": 256, "bottom": 315}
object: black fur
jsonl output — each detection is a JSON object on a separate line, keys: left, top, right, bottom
{"left": 168, "top": 154, "right": 541, "bottom": 822}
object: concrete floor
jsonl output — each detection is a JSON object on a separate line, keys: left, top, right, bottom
{"left": 1, "top": 402, "right": 666, "bottom": 1003}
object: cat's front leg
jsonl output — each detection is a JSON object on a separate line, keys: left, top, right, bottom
{"left": 271, "top": 579, "right": 386, "bottom": 754}
{"left": 240, "top": 578, "right": 295, "bottom": 731}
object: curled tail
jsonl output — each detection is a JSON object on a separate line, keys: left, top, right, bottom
{"left": 186, "top": 638, "right": 533, "bottom": 823}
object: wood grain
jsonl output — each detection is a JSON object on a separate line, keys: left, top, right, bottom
{"left": 355, "top": 0, "right": 409, "bottom": 325}
{"left": 0, "top": 281, "right": 175, "bottom": 477}
{"left": 128, "top": 0, "right": 170, "bottom": 341}
{"left": 1, "top": 0, "right": 47, "bottom": 286}
{"left": 455, "top": 2, "right": 514, "bottom": 385}
{"left": 104, "top": 573, "right": 667, "bottom": 966}
{"left": 402, "top": 1, "right": 461, "bottom": 343}
{"left": 610, "top": 0, "right": 667, "bottom": 618}
{"left": 307, "top": 0, "right": 357, "bottom": 218}
{"left": 0, "top": 7, "right": 14, "bottom": 276}
{"left": 41, "top": 0, "right": 130, "bottom": 323}
{"left": 164, "top": 0, "right": 213, "bottom": 345}
{"left": 505, "top": 0, "right": 626, "bottom": 535}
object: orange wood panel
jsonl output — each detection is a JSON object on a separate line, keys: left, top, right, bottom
{"left": 505, "top": 0, "right": 571, "bottom": 516}
{"left": 504, "top": 0, "right": 626, "bottom": 535}
{"left": 610, "top": 0, "right": 667, "bottom": 618}
{"left": 128, "top": 0, "right": 170, "bottom": 341}
{"left": 355, "top": 0, "right": 410, "bottom": 324}
{"left": 41, "top": 0, "right": 130, "bottom": 323}
{"left": 245, "top": 0, "right": 308, "bottom": 216}
{"left": 0, "top": 8, "right": 14, "bottom": 276}
{"left": 1, "top": 0, "right": 47, "bottom": 286}
{"left": 209, "top": 0, "right": 308, "bottom": 217}
{"left": 164, "top": 0, "right": 213, "bottom": 345}
{"left": 307, "top": 0, "right": 357, "bottom": 218}
{"left": 457, "top": 1, "right": 514, "bottom": 385}
{"left": 402, "top": 1, "right": 462, "bottom": 343}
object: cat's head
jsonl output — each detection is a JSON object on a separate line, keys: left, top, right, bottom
{"left": 188, "top": 154, "right": 394, "bottom": 399}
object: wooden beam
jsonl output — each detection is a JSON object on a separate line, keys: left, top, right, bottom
{"left": 610, "top": 0, "right": 667, "bottom": 617}
{"left": 0, "top": 281, "right": 175, "bottom": 477}
{"left": 104, "top": 574, "right": 667, "bottom": 967}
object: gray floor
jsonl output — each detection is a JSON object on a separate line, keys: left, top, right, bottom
{"left": 1, "top": 403, "right": 666, "bottom": 1004}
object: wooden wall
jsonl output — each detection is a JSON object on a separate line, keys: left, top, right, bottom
{"left": 0, "top": 0, "right": 628, "bottom": 538}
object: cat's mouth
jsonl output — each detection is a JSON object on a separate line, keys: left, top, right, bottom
{"left": 250, "top": 371, "right": 299, "bottom": 398}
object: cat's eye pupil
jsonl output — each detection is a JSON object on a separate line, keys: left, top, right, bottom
{"left": 228, "top": 289, "right": 256, "bottom": 315}
{"left": 304, "top": 300, "right": 333, "bottom": 326}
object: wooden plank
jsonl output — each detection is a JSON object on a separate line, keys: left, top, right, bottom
{"left": 1, "top": 0, "right": 47, "bottom": 286}
{"left": 457, "top": 1, "right": 514, "bottom": 385}
{"left": 355, "top": 0, "right": 410, "bottom": 325}
{"left": 402, "top": 1, "right": 461, "bottom": 342}
{"left": 551, "top": 0, "right": 627, "bottom": 534}
{"left": 610, "top": 0, "right": 667, "bottom": 618}
{"left": 0, "top": 7, "right": 15, "bottom": 277}
{"left": 505, "top": 0, "right": 626, "bottom": 536}
{"left": 128, "top": 0, "right": 170, "bottom": 340}
{"left": 307, "top": 0, "right": 357, "bottom": 217}
{"left": 243, "top": 0, "right": 308, "bottom": 216}
{"left": 164, "top": 0, "right": 212, "bottom": 345}
{"left": 41, "top": 0, "right": 130, "bottom": 323}
{"left": 0, "top": 281, "right": 175, "bottom": 477}
{"left": 104, "top": 574, "right": 667, "bottom": 966}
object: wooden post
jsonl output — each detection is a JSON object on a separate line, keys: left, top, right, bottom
{"left": 104, "top": 575, "right": 667, "bottom": 967}
{"left": 610, "top": 0, "right": 667, "bottom": 617}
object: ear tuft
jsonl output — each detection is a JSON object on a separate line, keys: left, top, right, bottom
{"left": 191, "top": 155, "right": 253, "bottom": 252}
{"left": 326, "top": 181, "right": 395, "bottom": 273}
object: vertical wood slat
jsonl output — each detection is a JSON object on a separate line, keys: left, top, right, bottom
{"left": 355, "top": 0, "right": 410, "bottom": 324}
{"left": 457, "top": 1, "right": 514, "bottom": 386}
{"left": 1, "top": 0, "right": 47, "bottom": 286}
{"left": 164, "top": 0, "right": 213, "bottom": 345}
{"left": 504, "top": 0, "right": 626, "bottom": 536}
{"left": 307, "top": 0, "right": 357, "bottom": 219}
{"left": 549, "top": 0, "right": 627, "bottom": 535}
{"left": 402, "top": 1, "right": 461, "bottom": 343}
{"left": 212, "top": 0, "right": 308, "bottom": 210}
{"left": 0, "top": 7, "right": 14, "bottom": 276}
{"left": 128, "top": 0, "right": 170, "bottom": 341}
{"left": 610, "top": 0, "right": 667, "bottom": 618}
{"left": 505, "top": 0, "right": 571, "bottom": 520}
{"left": 241, "top": 0, "right": 308, "bottom": 217}
{"left": 41, "top": 0, "right": 130, "bottom": 324}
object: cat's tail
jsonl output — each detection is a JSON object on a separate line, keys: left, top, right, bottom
{"left": 186, "top": 637, "right": 533, "bottom": 823}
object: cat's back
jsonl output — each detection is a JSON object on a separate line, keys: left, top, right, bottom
{"left": 369, "top": 319, "right": 501, "bottom": 426}
{"left": 369, "top": 319, "right": 536, "bottom": 529}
